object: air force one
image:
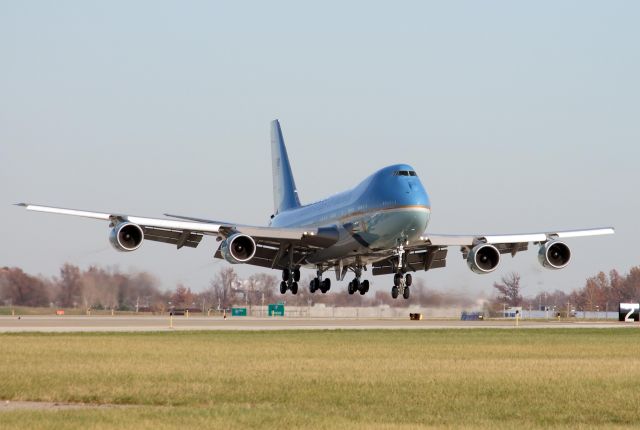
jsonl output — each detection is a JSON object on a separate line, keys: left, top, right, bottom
{"left": 18, "top": 120, "right": 614, "bottom": 299}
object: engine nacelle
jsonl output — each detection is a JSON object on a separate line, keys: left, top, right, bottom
{"left": 467, "top": 243, "right": 501, "bottom": 274}
{"left": 220, "top": 233, "right": 256, "bottom": 264}
{"left": 538, "top": 240, "right": 571, "bottom": 270}
{"left": 109, "top": 222, "right": 144, "bottom": 252}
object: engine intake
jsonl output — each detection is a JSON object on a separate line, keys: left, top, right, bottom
{"left": 220, "top": 233, "right": 256, "bottom": 264}
{"left": 109, "top": 222, "right": 144, "bottom": 252}
{"left": 538, "top": 240, "right": 571, "bottom": 269}
{"left": 467, "top": 243, "right": 500, "bottom": 274}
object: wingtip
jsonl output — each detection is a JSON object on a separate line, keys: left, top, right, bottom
{"left": 14, "top": 203, "right": 28, "bottom": 207}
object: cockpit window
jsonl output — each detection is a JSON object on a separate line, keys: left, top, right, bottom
{"left": 393, "top": 170, "right": 417, "bottom": 177}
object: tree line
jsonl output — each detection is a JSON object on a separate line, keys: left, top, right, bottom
{"left": 0, "top": 264, "right": 477, "bottom": 311}
{"left": 2, "top": 263, "right": 639, "bottom": 312}
{"left": 491, "top": 267, "right": 640, "bottom": 313}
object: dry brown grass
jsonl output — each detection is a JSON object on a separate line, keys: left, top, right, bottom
{"left": 0, "top": 329, "right": 639, "bottom": 429}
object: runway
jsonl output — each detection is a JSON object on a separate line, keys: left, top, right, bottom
{"left": 0, "top": 315, "right": 635, "bottom": 332}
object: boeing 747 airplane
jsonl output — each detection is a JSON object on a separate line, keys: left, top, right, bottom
{"left": 18, "top": 120, "right": 614, "bottom": 299}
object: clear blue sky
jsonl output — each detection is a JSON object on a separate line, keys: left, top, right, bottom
{"left": 1, "top": 1, "right": 638, "bottom": 296}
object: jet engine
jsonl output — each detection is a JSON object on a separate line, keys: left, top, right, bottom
{"left": 467, "top": 243, "right": 501, "bottom": 274}
{"left": 220, "top": 233, "right": 256, "bottom": 264}
{"left": 109, "top": 222, "right": 144, "bottom": 252}
{"left": 538, "top": 240, "right": 571, "bottom": 269}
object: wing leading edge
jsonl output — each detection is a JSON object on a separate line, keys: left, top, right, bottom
{"left": 420, "top": 228, "right": 615, "bottom": 247}
{"left": 17, "top": 203, "right": 338, "bottom": 250}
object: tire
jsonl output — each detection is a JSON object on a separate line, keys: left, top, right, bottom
{"left": 393, "top": 273, "right": 402, "bottom": 287}
{"left": 309, "top": 279, "right": 316, "bottom": 293}
{"left": 403, "top": 286, "right": 410, "bottom": 299}
{"left": 361, "top": 280, "right": 370, "bottom": 293}
{"left": 282, "top": 268, "right": 290, "bottom": 282}
{"left": 291, "top": 282, "right": 298, "bottom": 295}
{"left": 293, "top": 269, "right": 301, "bottom": 282}
{"left": 391, "top": 286, "right": 399, "bottom": 299}
{"left": 405, "top": 273, "right": 412, "bottom": 287}
{"left": 322, "top": 278, "right": 331, "bottom": 293}
{"left": 359, "top": 288, "right": 366, "bottom": 295}
{"left": 279, "top": 281, "right": 287, "bottom": 294}
{"left": 348, "top": 281, "right": 355, "bottom": 295}
{"left": 352, "top": 278, "right": 360, "bottom": 291}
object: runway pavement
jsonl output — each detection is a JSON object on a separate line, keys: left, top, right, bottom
{"left": 0, "top": 315, "right": 636, "bottom": 332}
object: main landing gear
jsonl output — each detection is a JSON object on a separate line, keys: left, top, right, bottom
{"left": 348, "top": 278, "right": 370, "bottom": 295}
{"left": 390, "top": 243, "right": 411, "bottom": 299}
{"left": 310, "top": 268, "right": 331, "bottom": 294}
{"left": 391, "top": 272, "right": 412, "bottom": 300}
{"left": 347, "top": 266, "right": 369, "bottom": 296}
{"left": 280, "top": 267, "right": 301, "bottom": 295}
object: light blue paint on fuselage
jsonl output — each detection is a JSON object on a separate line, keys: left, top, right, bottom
{"left": 270, "top": 164, "right": 431, "bottom": 263}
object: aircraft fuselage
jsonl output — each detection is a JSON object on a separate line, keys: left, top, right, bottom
{"left": 270, "top": 164, "right": 430, "bottom": 265}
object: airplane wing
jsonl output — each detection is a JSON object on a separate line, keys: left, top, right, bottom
{"left": 420, "top": 228, "right": 615, "bottom": 247}
{"left": 371, "top": 227, "right": 614, "bottom": 276}
{"left": 17, "top": 203, "right": 339, "bottom": 269}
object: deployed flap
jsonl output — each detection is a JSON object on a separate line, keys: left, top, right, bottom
{"left": 143, "top": 227, "right": 203, "bottom": 249}
{"left": 271, "top": 120, "right": 301, "bottom": 214}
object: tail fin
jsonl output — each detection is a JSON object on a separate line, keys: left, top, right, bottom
{"left": 271, "top": 120, "right": 301, "bottom": 215}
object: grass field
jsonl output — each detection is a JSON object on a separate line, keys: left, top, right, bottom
{"left": 1, "top": 329, "right": 639, "bottom": 429}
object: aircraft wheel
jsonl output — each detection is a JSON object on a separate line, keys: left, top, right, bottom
{"left": 309, "top": 279, "right": 317, "bottom": 293}
{"left": 393, "top": 273, "right": 402, "bottom": 287}
{"left": 282, "top": 268, "right": 290, "bottom": 282}
{"left": 405, "top": 273, "right": 412, "bottom": 287}
{"left": 293, "top": 269, "right": 301, "bottom": 282}
{"left": 348, "top": 281, "right": 355, "bottom": 295}
{"left": 321, "top": 278, "right": 330, "bottom": 293}
{"left": 279, "top": 281, "right": 287, "bottom": 294}
{"left": 361, "top": 280, "right": 370, "bottom": 293}
{"left": 291, "top": 282, "right": 298, "bottom": 295}
{"left": 403, "top": 286, "right": 410, "bottom": 299}
{"left": 391, "top": 286, "right": 399, "bottom": 299}
{"left": 352, "top": 278, "right": 360, "bottom": 291}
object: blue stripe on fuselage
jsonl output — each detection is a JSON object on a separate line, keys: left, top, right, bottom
{"left": 270, "top": 164, "right": 431, "bottom": 250}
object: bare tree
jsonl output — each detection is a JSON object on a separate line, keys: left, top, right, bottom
{"left": 57, "top": 263, "right": 83, "bottom": 308}
{"left": 0, "top": 267, "right": 50, "bottom": 307}
{"left": 171, "top": 284, "right": 194, "bottom": 308}
{"left": 208, "top": 267, "right": 238, "bottom": 309}
{"left": 493, "top": 272, "right": 522, "bottom": 308}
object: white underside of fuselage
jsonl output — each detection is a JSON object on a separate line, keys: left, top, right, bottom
{"left": 304, "top": 206, "right": 431, "bottom": 268}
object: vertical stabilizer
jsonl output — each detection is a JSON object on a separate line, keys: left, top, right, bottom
{"left": 271, "top": 120, "right": 301, "bottom": 214}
